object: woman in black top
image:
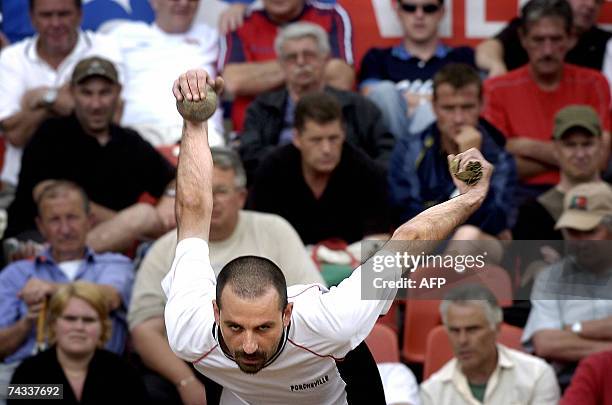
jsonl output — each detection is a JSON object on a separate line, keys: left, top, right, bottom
{"left": 9, "top": 281, "right": 147, "bottom": 404}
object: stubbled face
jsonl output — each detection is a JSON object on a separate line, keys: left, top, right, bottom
{"left": 214, "top": 287, "right": 292, "bottom": 374}
{"left": 554, "top": 131, "right": 602, "bottom": 183}
{"left": 36, "top": 190, "right": 89, "bottom": 261}
{"left": 396, "top": 0, "right": 444, "bottom": 44}
{"left": 521, "top": 16, "right": 572, "bottom": 78}
{"left": 569, "top": 0, "right": 603, "bottom": 33}
{"left": 31, "top": 0, "right": 81, "bottom": 56}
{"left": 446, "top": 302, "right": 498, "bottom": 375}
{"left": 151, "top": 0, "right": 199, "bottom": 34}
{"left": 72, "top": 77, "right": 120, "bottom": 137}
{"left": 433, "top": 83, "right": 481, "bottom": 155}
{"left": 279, "top": 36, "right": 327, "bottom": 91}
{"left": 293, "top": 119, "right": 345, "bottom": 175}
{"left": 262, "top": 0, "right": 304, "bottom": 23}
{"left": 563, "top": 224, "right": 612, "bottom": 269}
{"left": 54, "top": 297, "right": 102, "bottom": 357}
{"left": 210, "top": 167, "right": 246, "bottom": 238}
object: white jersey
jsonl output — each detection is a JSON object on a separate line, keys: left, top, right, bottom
{"left": 162, "top": 238, "right": 399, "bottom": 404}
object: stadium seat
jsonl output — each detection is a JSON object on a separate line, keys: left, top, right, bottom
{"left": 422, "top": 323, "right": 524, "bottom": 380}
{"left": 365, "top": 323, "right": 400, "bottom": 364}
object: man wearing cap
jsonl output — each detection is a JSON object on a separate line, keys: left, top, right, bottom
{"left": 522, "top": 181, "right": 612, "bottom": 388}
{"left": 0, "top": 0, "right": 123, "bottom": 207}
{"left": 4, "top": 56, "right": 176, "bottom": 255}
{"left": 514, "top": 105, "right": 607, "bottom": 240}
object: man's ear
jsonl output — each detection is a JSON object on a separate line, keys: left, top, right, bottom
{"left": 291, "top": 129, "right": 301, "bottom": 149}
{"left": 237, "top": 188, "right": 248, "bottom": 209}
{"left": 283, "top": 302, "right": 293, "bottom": 327}
{"left": 35, "top": 216, "right": 45, "bottom": 239}
{"left": 213, "top": 299, "right": 220, "bottom": 324}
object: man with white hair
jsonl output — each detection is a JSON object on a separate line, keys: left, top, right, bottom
{"left": 421, "top": 284, "right": 559, "bottom": 405}
{"left": 239, "top": 22, "right": 394, "bottom": 180}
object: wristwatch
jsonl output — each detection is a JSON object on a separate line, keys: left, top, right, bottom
{"left": 42, "top": 88, "right": 58, "bottom": 108}
{"left": 571, "top": 321, "right": 583, "bottom": 334}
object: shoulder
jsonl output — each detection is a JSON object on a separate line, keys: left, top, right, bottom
{"left": 484, "top": 67, "right": 530, "bottom": 91}
{"left": 0, "top": 36, "right": 33, "bottom": 66}
{"left": 92, "top": 251, "right": 133, "bottom": 266}
{"left": 0, "top": 259, "right": 35, "bottom": 283}
{"left": 244, "top": 211, "right": 293, "bottom": 230}
{"left": 103, "top": 20, "right": 150, "bottom": 37}
{"left": 564, "top": 63, "right": 607, "bottom": 82}
{"left": 501, "top": 345, "right": 554, "bottom": 374}
{"left": 362, "top": 47, "right": 392, "bottom": 60}
{"left": 420, "top": 359, "right": 455, "bottom": 391}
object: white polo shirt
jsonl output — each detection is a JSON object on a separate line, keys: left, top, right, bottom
{"left": 106, "top": 22, "right": 224, "bottom": 147}
{"left": 0, "top": 30, "right": 123, "bottom": 186}
{"left": 162, "top": 238, "right": 399, "bottom": 405}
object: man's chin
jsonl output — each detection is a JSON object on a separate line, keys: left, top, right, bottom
{"left": 236, "top": 361, "right": 265, "bottom": 374}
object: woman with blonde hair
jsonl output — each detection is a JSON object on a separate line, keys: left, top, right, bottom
{"left": 9, "top": 282, "right": 147, "bottom": 404}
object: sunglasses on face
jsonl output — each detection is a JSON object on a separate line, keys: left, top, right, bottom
{"left": 399, "top": 2, "right": 441, "bottom": 14}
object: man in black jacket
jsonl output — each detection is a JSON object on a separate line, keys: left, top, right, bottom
{"left": 239, "top": 22, "right": 395, "bottom": 181}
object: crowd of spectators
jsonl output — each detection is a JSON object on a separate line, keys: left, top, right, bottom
{"left": 1, "top": 0, "right": 612, "bottom": 404}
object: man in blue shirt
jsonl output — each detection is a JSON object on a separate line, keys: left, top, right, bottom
{"left": 388, "top": 63, "right": 516, "bottom": 238}
{"left": 0, "top": 181, "right": 134, "bottom": 396}
{"left": 359, "top": 0, "right": 475, "bottom": 139}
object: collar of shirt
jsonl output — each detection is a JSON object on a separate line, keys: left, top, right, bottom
{"left": 391, "top": 43, "right": 450, "bottom": 62}
{"left": 35, "top": 246, "right": 97, "bottom": 266}
{"left": 437, "top": 344, "right": 515, "bottom": 403}
{"left": 26, "top": 30, "right": 90, "bottom": 71}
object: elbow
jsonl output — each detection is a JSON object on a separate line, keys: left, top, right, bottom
{"left": 4, "top": 128, "right": 27, "bottom": 148}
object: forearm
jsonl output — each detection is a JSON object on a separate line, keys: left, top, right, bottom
{"left": 324, "top": 59, "right": 355, "bottom": 91}
{"left": 507, "top": 138, "right": 558, "bottom": 165}
{"left": 223, "top": 61, "right": 285, "bottom": 96}
{"left": 132, "top": 319, "right": 197, "bottom": 385}
{"left": 534, "top": 330, "right": 612, "bottom": 362}
{"left": 578, "top": 316, "right": 612, "bottom": 340}
{"left": 176, "top": 121, "right": 213, "bottom": 241}
{"left": 475, "top": 39, "right": 505, "bottom": 72}
{"left": 2, "top": 108, "right": 50, "bottom": 147}
{"left": 0, "top": 317, "right": 34, "bottom": 360}
{"left": 514, "top": 157, "right": 555, "bottom": 179}
{"left": 392, "top": 191, "right": 485, "bottom": 242}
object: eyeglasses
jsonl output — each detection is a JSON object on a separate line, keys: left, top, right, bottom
{"left": 59, "top": 315, "right": 99, "bottom": 324}
{"left": 399, "top": 2, "right": 441, "bottom": 14}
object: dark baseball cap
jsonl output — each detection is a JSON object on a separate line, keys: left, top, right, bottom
{"left": 552, "top": 105, "right": 601, "bottom": 140}
{"left": 71, "top": 56, "right": 119, "bottom": 85}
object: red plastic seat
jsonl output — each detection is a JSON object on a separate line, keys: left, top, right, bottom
{"left": 365, "top": 323, "right": 400, "bottom": 364}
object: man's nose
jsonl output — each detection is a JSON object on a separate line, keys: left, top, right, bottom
{"left": 243, "top": 332, "right": 258, "bottom": 354}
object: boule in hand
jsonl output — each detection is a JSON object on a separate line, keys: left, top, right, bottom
{"left": 176, "top": 85, "right": 217, "bottom": 122}
{"left": 450, "top": 158, "right": 483, "bottom": 186}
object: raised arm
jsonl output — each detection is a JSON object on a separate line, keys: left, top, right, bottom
{"left": 171, "top": 70, "right": 224, "bottom": 242}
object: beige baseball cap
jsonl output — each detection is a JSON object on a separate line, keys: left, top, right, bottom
{"left": 552, "top": 105, "right": 601, "bottom": 140}
{"left": 71, "top": 56, "right": 119, "bottom": 85}
{"left": 555, "top": 182, "right": 612, "bottom": 230}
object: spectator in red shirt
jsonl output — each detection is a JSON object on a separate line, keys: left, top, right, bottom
{"left": 482, "top": 0, "right": 611, "bottom": 205}
{"left": 220, "top": 0, "right": 355, "bottom": 131}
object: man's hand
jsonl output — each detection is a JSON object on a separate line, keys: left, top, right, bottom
{"left": 218, "top": 3, "right": 247, "bottom": 34}
{"left": 447, "top": 148, "right": 494, "bottom": 198}
{"left": 455, "top": 126, "right": 482, "bottom": 152}
{"left": 173, "top": 70, "right": 224, "bottom": 124}
{"left": 19, "top": 278, "right": 56, "bottom": 306}
{"left": 21, "top": 87, "right": 52, "bottom": 110}
{"left": 51, "top": 84, "right": 75, "bottom": 116}
{"left": 0, "top": 31, "right": 9, "bottom": 49}
{"left": 487, "top": 62, "right": 507, "bottom": 78}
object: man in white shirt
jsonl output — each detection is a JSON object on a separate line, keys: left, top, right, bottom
{"left": 0, "top": 0, "right": 122, "bottom": 199}
{"left": 129, "top": 147, "right": 323, "bottom": 404}
{"left": 421, "top": 284, "right": 559, "bottom": 405}
{"left": 163, "top": 68, "right": 494, "bottom": 404}
{"left": 105, "top": 0, "right": 224, "bottom": 147}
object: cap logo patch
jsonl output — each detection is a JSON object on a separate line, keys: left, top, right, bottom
{"left": 570, "top": 196, "right": 588, "bottom": 210}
